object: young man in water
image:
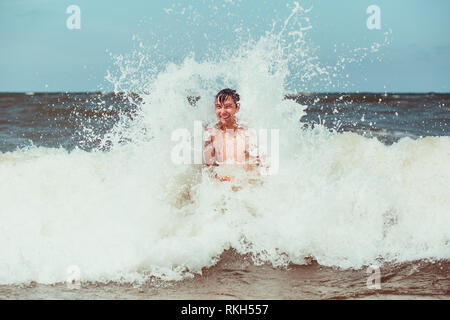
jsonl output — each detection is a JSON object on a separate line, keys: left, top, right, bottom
{"left": 203, "top": 88, "right": 261, "bottom": 182}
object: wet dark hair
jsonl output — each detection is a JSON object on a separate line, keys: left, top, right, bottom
{"left": 215, "top": 88, "right": 240, "bottom": 106}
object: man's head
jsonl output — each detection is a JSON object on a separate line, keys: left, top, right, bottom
{"left": 215, "top": 88, "right": 240, "bottom": 127}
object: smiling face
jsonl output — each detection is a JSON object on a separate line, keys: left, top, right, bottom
{"left": 215, "top": 96, "right": 240, "bottom": 128}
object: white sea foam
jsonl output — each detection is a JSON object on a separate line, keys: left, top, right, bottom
{"left": 1, "top": 3, "right": 449, "bottom": 285}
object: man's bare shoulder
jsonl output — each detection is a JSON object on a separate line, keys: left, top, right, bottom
{"left": 236, "top": 125, "right": 256, "bottom": 137}
{"left": 204, "top": 123, "right": 220, "bottom": 141}
{"left": 205, "top": 123, "right": 222, "bottom": 132}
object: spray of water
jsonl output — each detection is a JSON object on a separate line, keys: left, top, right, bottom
{"left": 0, "top": 3, "right": 449, "bottom": 285}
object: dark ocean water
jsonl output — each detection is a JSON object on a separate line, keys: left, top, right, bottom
{"left": 0, "top": 92, "right": 449, "bottom": 152}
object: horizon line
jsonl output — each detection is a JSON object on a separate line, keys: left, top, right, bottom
{"left": 0, "top": 91, "right": 449, "bottom": 95}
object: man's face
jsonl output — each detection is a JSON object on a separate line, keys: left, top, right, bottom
{"left": 215, "top": 96, "right": 239, "bottom": 126}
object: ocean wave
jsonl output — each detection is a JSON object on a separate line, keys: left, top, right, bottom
{"left": 1, "top": 3, "right": 449, "bottom": 285}
{"left": 1, "top": 128, "right": 449, "bottom": 284}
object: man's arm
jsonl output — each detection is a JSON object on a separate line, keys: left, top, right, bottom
{"left": 244, "top": 129, "right": 261, "bottom": 171}
{"left": 204, "top": 127, "right": 232, "bottom": 181}
{"left": 203, "top": 126, "right": 216, "bottom": 166}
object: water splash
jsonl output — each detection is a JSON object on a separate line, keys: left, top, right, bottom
{"left": 0, "top": 3, "right": 448, "bottom": 285}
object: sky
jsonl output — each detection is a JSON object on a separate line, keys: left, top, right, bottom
{"left": 1, "top": 0, "right": 449, "bottom": 92}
